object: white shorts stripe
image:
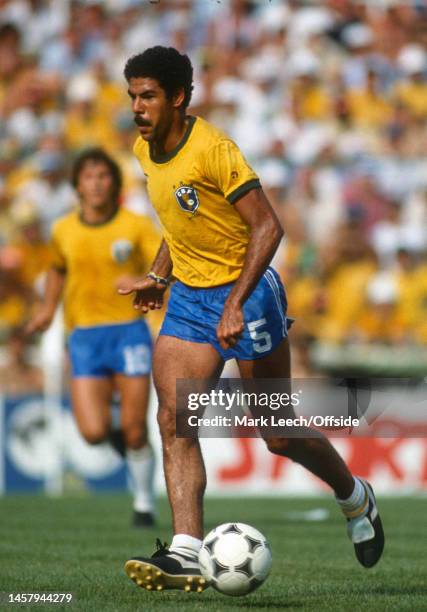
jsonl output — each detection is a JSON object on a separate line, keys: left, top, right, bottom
{"left": 264, "top": 269, "right": 287, "bottom": 338}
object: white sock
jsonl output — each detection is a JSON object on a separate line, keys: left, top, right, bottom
{"left": 336, "top": 476, "right": 368, "bottom": 519}
{"left": 170, "top": 534, "right": 202, "bottom": 557}
{"left": 126, "top": 444, "right": 155, "bottom": 513}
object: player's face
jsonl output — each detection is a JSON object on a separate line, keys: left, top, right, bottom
{"left": 127, "top": 77, "right": 176, "bottom": 142}
{"left": 76, "top": 161, "right": 115, "bottom": 208}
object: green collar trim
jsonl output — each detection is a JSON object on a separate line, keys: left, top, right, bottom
{"left": 79, "top": 206, "right": 119, "bottom": 227}
{"left": 149, "top": 115, "right": 197, "bottom": 164}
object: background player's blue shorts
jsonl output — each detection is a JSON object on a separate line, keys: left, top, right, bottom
{"left": 68, "top": 320, "right": 152, "bottom": 377}
{"left": 160, "top": 267, "right": 291, "bottom": 361}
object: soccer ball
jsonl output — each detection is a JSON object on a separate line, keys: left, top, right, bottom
{"left": 198, "top": 522, "right": 272, "bottom": 596}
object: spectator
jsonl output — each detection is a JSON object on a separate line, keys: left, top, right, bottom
{"left": 0, "top": 0, "right": 427, "bottom": 378}
{"left": 14, "top": 137, "right": 77, "bottom": 237}
{"left": 0, "top": 327, "right": 43, "bottom": 394}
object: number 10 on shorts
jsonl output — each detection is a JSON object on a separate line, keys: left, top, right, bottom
{"left": 123, "top": 344, "right": 150, "bottom": 375}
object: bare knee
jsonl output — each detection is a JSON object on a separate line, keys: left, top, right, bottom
{"left": 157, "top": 405, "right": 200, "bottom": 455}
{"left": 157, "top": 405, "right": 176, "bottom": 441}
{"left": 266, "top": 437, "right": 292, "bottom": 455}
{"left": 122, "top": 424, "right": 147, "bottom": 450}
{"left": 266, "top": 437, "right": 317, "bottom": 458}
{"left": 81, "top": 427, "right": 109, "bottom": 445}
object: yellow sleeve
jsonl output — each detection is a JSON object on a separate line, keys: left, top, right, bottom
{"left": 137, "top": 216, "right": 161, "bottom": 271}
{"left": 203, "top": 139, "right": 260, "bottom": 204}
{"left": 50, "top": 224, "right": 66, "bottom": 272}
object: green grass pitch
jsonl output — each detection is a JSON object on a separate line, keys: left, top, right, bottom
{"left": 0, "top": 495, "right": 425, "bottom": 611}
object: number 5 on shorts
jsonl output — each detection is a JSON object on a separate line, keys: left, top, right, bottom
{"left": 248, "top": 318, "right": 272, "bottom": 353}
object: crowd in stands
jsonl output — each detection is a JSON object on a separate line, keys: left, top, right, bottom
{"left": 1, "top": 0, "right": 427, "bottom": 386}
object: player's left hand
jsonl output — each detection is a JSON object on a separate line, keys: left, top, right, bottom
{"left": 217, "top": 301, "right": 244, "bottom": 350}
{"left": 117, "top": 276, "right": 166, "bottom": 313}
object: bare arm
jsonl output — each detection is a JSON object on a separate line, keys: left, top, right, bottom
{"left": 216, "top": 188, "right": 283, "bottom": 350}
{"left": 26, "top": 267, "right": 65, "bottom": 334}
{"left": 118, "top": 238, "right": 173, "bottom": 313}
{"left": 150, "top": 238, "right": 173, "bottom": 278}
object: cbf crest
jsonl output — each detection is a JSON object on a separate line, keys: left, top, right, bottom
{"left": 111, "top": 239, "right": 133, "bottom": 263}
{"left": 174, "top": 185, "right": 199, "bottom": 215}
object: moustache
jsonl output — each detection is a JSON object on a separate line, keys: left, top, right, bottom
{"left": 134, "top": 115, "right": 152, "bottom": 127}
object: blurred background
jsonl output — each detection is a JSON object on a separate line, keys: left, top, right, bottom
{"left": 0, "top": 0, "right": 426, "bottom": 496}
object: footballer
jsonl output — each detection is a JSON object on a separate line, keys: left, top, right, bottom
{"left": 120, "top": 46, "right": 384, "bottom": 591}
{"left": 28, "top": 148, "right": 159, "bottom": 527}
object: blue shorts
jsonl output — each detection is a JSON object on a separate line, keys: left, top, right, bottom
{"left": 68, "top": 320, "right": 152, "bottom": 377}
{"left": 160, "top": 267, "right": 290, "bottom": 361}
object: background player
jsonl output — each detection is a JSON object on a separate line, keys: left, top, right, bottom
{"left": 27, "top": 148, "right": 159, "bottom": 527}
{"left": 120, "top": 46, "right": 384, "bottom": 590}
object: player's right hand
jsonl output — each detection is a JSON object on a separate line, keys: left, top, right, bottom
{"left": 26, "top": 306, "right": 54, "bottom": 335}
{"left": 117, "top": 276, "right": 167, "bottom": 313}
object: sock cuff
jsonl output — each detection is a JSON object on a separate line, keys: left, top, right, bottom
{"left": 337, "top": 477, "right": 368, "bottom": 518}
{"left": 126, "top": 443, "right": 153, "bottom": 461}
{"left": 171, "top": 534, "right": 202, "bottom": 553}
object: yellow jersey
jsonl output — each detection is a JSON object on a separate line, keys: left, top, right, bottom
{"left": 395, "top": 82, "right": 427, "bottom": 119}
{"left": 133, "top": 116, "right": 260, "bottom": 287}
{"left": 50, "top": 208, "right": 160, "bottom": 330}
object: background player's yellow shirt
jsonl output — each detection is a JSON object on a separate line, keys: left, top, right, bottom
{"left": 133, "top": 116, "right": 260, "bottom": 287}
{"left": 50, "top": 208, "right": 159, "bottom": 330}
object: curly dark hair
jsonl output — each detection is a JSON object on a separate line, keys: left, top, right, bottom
{"left": 124, "top": 46, "right": 193, "bottom": 109}
{"left": 71, "top": 148, "right": 122, "bottom": 202}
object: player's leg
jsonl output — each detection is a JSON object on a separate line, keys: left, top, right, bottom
{"left": 154, "top": 336, "right": 224, "bottom": 538}
{"left": 114, "top": 373, "right": 155, "bottom": 526}
{"left": 68, "top": 326, "right": 118, "bottom": 448}
{"left": 237, "top": 337, "right": 384, "bottom": 568}
{"left": 71, "top": 377, "right": 113, "bottom": 444}
{"left": 111, "top": 319, "right": 157, "bottom": 525}
{"left": 125, "top": 335, "right": 224, "bottom": 592}
{"left": 237, "top": 338, "right": 355, "bottom": 498}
